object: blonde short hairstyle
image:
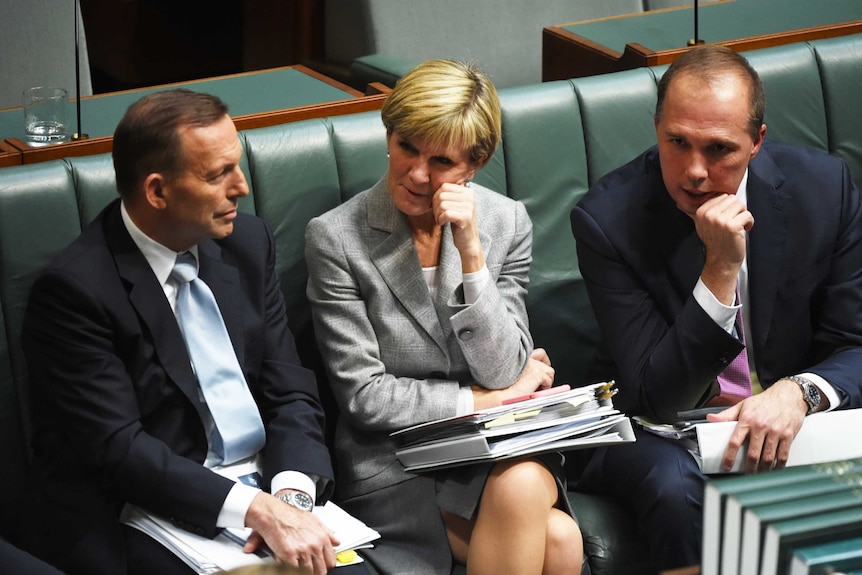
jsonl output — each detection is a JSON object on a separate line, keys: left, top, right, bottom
{"left": 381, "top": 59, "right": 502, "bottom": 166}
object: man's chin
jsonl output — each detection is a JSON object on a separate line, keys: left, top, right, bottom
{"left": 213, "top": 223, "right": 235, "bottom": 238}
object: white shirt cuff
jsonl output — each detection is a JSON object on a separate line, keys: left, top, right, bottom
{"left": 798, "top": 372, "right": 841, "bottom": 412}
{"left": 457, "top": 387, "right": 476, "bottom": 416}
{"left": 216, "top": 482, "right": 261, "bottom": 528}
{"left": 215, "top": 470, "right": 317, "bottom": 528}
{"left": 463, "top": 265, "right": 490, "bottom": 305}
{"left": 271, "top": 471, "right": 317, "bottom": 505}
{"left": 693, "top": 277, "right": 739, "bottom": 334}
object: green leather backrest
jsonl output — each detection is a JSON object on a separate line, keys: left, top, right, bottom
{"left": 497, "top": 80, "right": 597, "bottom": 385}
{"left": 746, "top": 42, "right": 828, "bottom": 152}
{"left": 811, "top": 34, "right": 862, "bottom": 184}
{"left": 0, "top": 162, "right": 84, "bottom": 531}
{"left": 69, "top": 154, "right": 121, "bottom": 227}
{"left": 573, "top": 67, "right": 659, "bottom": 186}
{"left": 327, "top": 112, "right": 388, "bottom": 201}
{"left": 244, "top": 119, "right": 340, "bottom": 330}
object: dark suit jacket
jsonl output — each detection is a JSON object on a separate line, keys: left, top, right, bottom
{"left": 571, "top": 142, "right": 862, "bottom": 423}
{"left": 0, "top": 537, "right": 66, "bottom": 575}
{"left": 21, "top": 200, "right": 333, "bottom": 574}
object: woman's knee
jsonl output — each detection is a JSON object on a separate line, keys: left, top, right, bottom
{"left": 544, "top": 509, "right": 583, "bottom": 573}
{"left": 486, "top": 459, "right": 557, "bottom": 506}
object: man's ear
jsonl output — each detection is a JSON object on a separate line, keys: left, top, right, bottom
{"left": 750, "top": 123, "right": 767, "bottom": 160}
{"left": 143, "top": 173, "right": 168, "bottom": 210}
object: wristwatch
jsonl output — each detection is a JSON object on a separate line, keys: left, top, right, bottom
{"left": 277, "top": 491, "right": 314, "bottom": 512}
{"left": 787, "top": 375, "right": 821, "bottom": 415}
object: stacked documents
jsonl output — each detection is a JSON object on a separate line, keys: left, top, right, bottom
{"left": 122, "top": 458, "right": 379, "bottom": 574}
{"left": 123, "top": 501, "right": 379, "bottom": 573}
{"left": 392, "top": 381, "right": 634, "bottom": 472}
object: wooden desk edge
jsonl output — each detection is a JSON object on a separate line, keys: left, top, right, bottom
{"left": 4, "top": 92, "right": 389, "bottom": 165}
{"left": 543, "top": 18, "right": 862, "bottom": 80}
{"left": 66, "top": 64, "right": 364, "bottom": 103}
{"left": 231, "top": 92, "right": 388, "bottom": 131}
{"left": 366, "top": 82, "right": 393, "bottom": 96}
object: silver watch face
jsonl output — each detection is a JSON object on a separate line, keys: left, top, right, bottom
{"left": 803, "top": 382, "right": 821, "bottom": 412}
{"left": 280, "top": 491, "right": 313, "bottom": 511}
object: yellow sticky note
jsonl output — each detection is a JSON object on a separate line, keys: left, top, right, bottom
{"left": 336, "top": 549, "right": 357, "bottom": 565}
{"left": 513, "top": 408, "right": 541, "bottom": 421}
{"left": 484, "top": 412, "right": 516, "bottom": 429}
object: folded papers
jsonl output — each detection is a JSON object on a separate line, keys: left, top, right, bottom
{"left": 636, "top": 408, "right": 862, "bottom": 474}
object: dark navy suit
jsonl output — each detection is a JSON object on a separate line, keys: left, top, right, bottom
{"left": 570, "top": 142, "right": 862, "bottom": 568}
{"left": 21, "top": 200, "right": 334, "bottom": 575}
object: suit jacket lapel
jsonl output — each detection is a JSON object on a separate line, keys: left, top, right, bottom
{"left": 747, "top": 148, "right": 790, "bottom": 356}
{"left": 367, "top": 178, "right": 447, "bottom": 351}
{"left": 197, "top": 241, "right": 246, "bottom": 366}
{"left": 104, "top": 203, "right": 205, "bottom": 416}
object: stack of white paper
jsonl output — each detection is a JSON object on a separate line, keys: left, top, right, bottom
{"left": 691, "top": 408, "right": 862, "bottom": 474}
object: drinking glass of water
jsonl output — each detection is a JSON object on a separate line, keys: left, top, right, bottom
{"left": 23, "top": 87, "right": 69, "bottom": 146}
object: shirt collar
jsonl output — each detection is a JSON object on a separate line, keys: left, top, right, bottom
{"left": 120, "top": 201, "right": 199, "bottom": 286}
{"left": 736, "top": 168, "right": 749, "bottom": 208}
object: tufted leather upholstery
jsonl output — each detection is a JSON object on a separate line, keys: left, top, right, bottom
{"left": 2, "top": 34, "right": 861, "bottom": 574}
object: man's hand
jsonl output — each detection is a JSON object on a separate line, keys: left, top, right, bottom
{"left": 695, "top": 194, "right": 754, "bottom": 305}
{"left": 432, "top": 181, "right": 484, "bottom": 273}
{"left": 707, "top": 378, "right": 808, "bottom": 473}
{"left": 244, "top": 491, "right": 339, "bottom": 575}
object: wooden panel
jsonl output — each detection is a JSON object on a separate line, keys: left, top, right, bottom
{"left": 0, "top": 140, "right": 21, "bottom": 168}
{"left": 543, "top": 1, "right": 862, "bottom": 81}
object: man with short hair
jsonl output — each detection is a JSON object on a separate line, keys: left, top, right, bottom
{"left": 21, "top": 89, "right": 344, "bottom": 575}
{"left": 571, "top": 45, "right": 862, "bottom": 569}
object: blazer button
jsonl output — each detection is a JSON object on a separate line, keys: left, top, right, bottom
{"left": 718, "top": 356, "right": 729, "bottom": 365}
{"left": 458, "top": 329, "right": 474, "bottom": 341}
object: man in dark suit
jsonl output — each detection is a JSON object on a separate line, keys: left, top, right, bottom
{"left": 21, "top": 90, "right": 341, "bottom": 575}
{"left": 570, "top": 45, "right": 862, "bottom": 570}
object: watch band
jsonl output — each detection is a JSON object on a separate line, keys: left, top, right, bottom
{"left": 277, "top": 491, "right": 314, "bottom": 512}
{"left": 786, "top": 375, "right": 821, "bottom": 415}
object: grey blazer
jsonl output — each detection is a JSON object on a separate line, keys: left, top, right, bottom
{"left": 305, "top": 177, "right": 534, "bottom": 499}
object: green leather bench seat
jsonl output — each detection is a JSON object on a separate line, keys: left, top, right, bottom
{"left": 2, "top": 33, "right": 861, "bottom": 574}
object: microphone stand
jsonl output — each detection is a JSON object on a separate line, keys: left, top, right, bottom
{"left": 687, "top": 0, "right": 705, "bottom": 46}
{"left": 71, "top": 0, "right": 89, "bottom": 141}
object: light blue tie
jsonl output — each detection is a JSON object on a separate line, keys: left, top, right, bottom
{"left": 171, "top": 252, "right": 265, "bottom": 465}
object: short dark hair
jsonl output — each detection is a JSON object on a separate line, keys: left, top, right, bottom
{"left": 112, "top": 89, "right": 230, "bottom": 198}
{"left": 655, "top": 45, "right": 766, "bottom": 141}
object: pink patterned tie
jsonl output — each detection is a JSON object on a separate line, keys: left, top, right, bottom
{"left": 716, "top": 298, "right": 752, "bottom": 400}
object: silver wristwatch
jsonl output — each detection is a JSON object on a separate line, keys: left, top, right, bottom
{"left": 787, "top": 375, "right": 821, "bottom": 415}
{"left": 277, "top": 491, "right": 314, "bottom": 512}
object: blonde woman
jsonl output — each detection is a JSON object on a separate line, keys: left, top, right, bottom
{"left": 306, "top": 60, "right": 583, "bottom": 575}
